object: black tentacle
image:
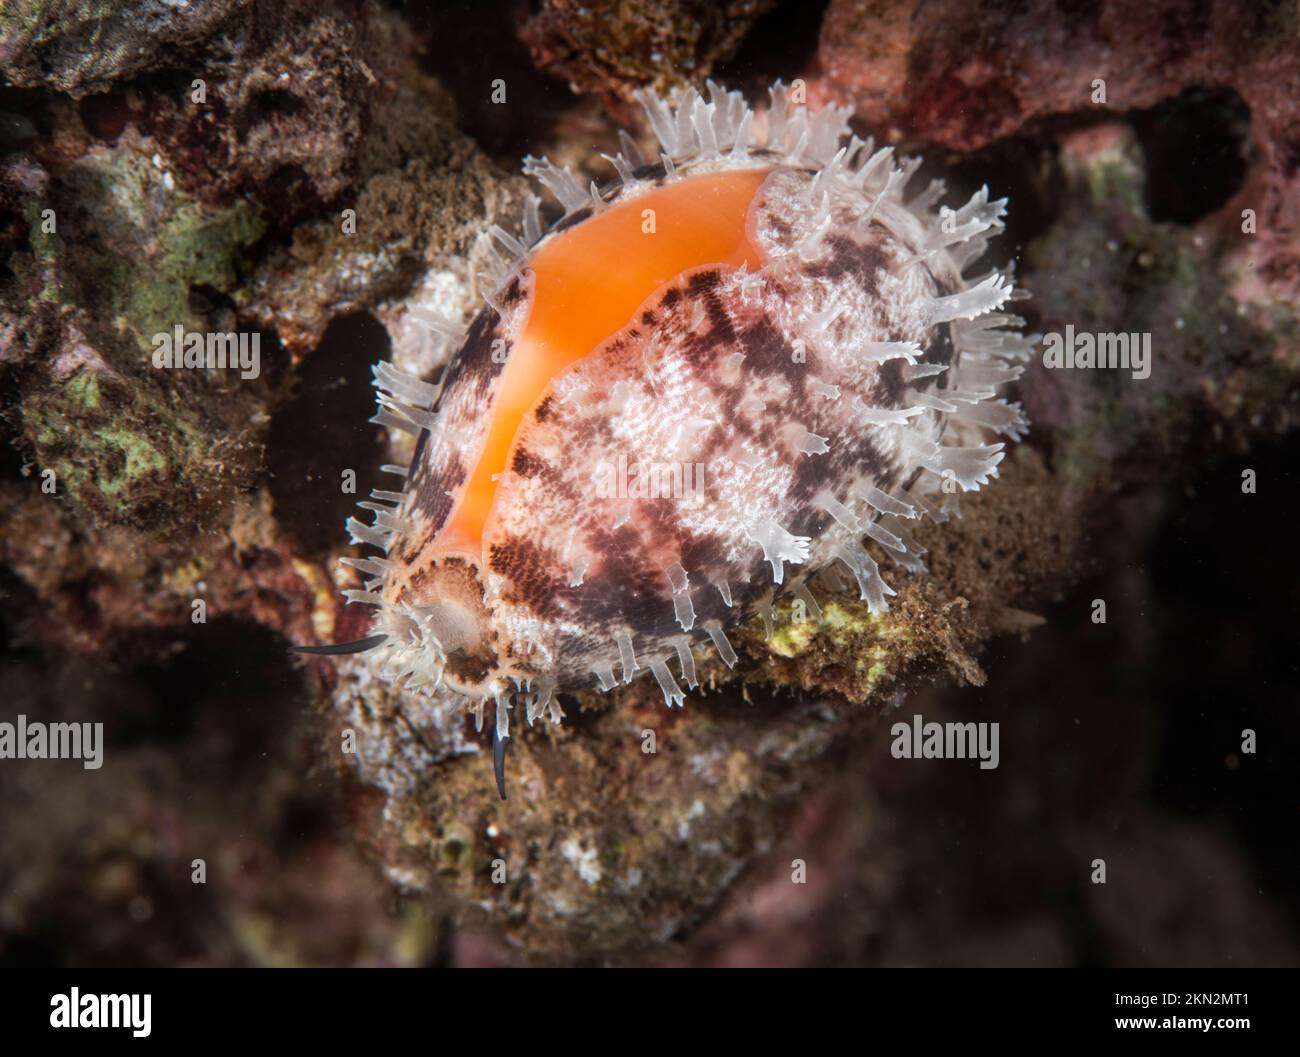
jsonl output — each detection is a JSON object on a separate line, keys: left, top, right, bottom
{"left": 493, "top": 729, "right": 510, "bottom": 801}
{"left": 289, "top": 634, "right": 389, "bottom": 656}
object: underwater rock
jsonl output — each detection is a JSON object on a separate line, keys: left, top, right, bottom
{"left": 521, "top": 0, "right": 775, "bottom": 107}
{"left": 0, "top": 0, "right": 251, "bottom": 95}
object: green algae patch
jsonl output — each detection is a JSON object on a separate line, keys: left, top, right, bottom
{"left": 747, "top": 590, "right": 925, "bottom": 703}
{"left": 51, "top": 134, "right": 266, "bottom": 366}
{"left": 21, "top": 367, "right": 241, "bottom": 531}
{"left": 768, "top": 616, "right": 817, "bottom": 659}
{"left": 90, "top": 427, "right": 168, "bottom": 497}
{"left": 65, "top": 371, "right": 101, "bottom": 409}
{"left": 161, "top": 557, "right": 208, "bottom": 594}
{"left": 120, "top": 198, "right": 266, "bottom": 353}
{"left": 26, "top": 376, "right": 172, "bottom": 523}
{"left": 15, "top": 133, "right": 270, "bottom": 530}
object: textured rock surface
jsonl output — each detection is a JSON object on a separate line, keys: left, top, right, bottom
{"left": 521, "top": 0, "right": 776, "bottom": 107}
{"left": 817, "top": 0, "right": 1300, "bottom": 305}
{"left": 1, "top": 0, "right": 252, "bottom": 95}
